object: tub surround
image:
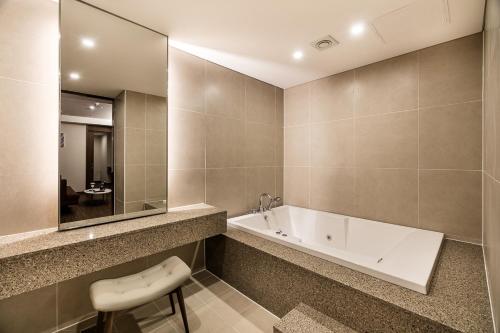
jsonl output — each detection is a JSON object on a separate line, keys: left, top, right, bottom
{"left": 0, "top": 206, "right": 226, "bottom": 300}
{"left": 207, "top": 229, "right": 493, "bottom": 333}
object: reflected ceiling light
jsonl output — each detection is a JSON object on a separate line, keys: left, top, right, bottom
{"left": 81, "top": 37, "right": 95, "bottom": 48}
{"left": 350, "top": 22, "right": 366, "bottom": 36}
{"left": 292, "top": 50, "right": 304, "bottom": 60}
{"left": 89, "top": 105, "right": 96, "bottom": 110}
{"left": 69, "top": 72, "right": 80, "bottom": 80}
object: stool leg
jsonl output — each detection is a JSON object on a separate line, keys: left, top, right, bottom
{"left": 168, "top": 292, "right": 176, "bottom": 314}
{"left": 175, "top": 287, "right": 189, "bottom": 333}
{"left": 104, "top": 311, "right": 115, "bottom": 333}
{"left": 96, "top": 311, "right": 105, "bottom": 333}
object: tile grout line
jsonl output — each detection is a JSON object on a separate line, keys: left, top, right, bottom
{"left": 417, "top": 50, "right": 421, "bottom": 228}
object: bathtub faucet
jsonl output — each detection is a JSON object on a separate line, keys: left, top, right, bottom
{"left": 258, "top": 193, "right": 281, "bottom": 212}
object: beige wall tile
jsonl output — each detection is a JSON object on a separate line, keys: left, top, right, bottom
{"left": 168, "top": 169, "right": 205, "bottom": 208}
{"left": 355, "top": 168, "right": 418, "bottom": 227}
{"left": 275, "top": 126, "right": 284, "bottom": 167}
{"left": 125, "top": 201, "right": 145, "bottom": 213}
{"left": 146, "top": 165, "right": 167, "bottom": 201}
{"left": 483, "top": 62, "right": 497, "bottom": 177}
{"left": 419, "top": 170, "right": 481, "bottom": 242}
{"left": 246, "top": 78, "right": 276, "bottom": 124}
{"left": 311, "top": 119, "right": 354, "bottom": 167}
{"left": 276, "top": 88, "right": 284, "bottom": 127}
{"left": 206, "top": 168, "right": 246, "bottom": 217}
{"left": 168, "top": 48, "right": 205, "bottom": 112}
{"left": 355, "top": 111, "right": 418, "bottom": 168}
{"left": 419, "top": 101, "right": 482, "bottom": 170}
{"left": 146, "top": 129, "right": 166, "bottom": 166}
{"left": 146, "top": 94, "right": 167, "bottom": 131}
{"left": 355, "top": 53, "right": 418, "bottom": 116}
{"left": 206, "top": 116, "right": 245, "bottom": 168}
{"left": 246, "top": 167, "right": 276, "bottom": 210}
{"left": 276, "top": 167, "right": 284, "bottom": 199}
{"left": 284, "top": 83, "right": 309, "bottom": 126}
{"left": 284, "top": 167, "right": 309, "bottom": 207}
{"left": 311, "top": 70, "right": 355, "bottom": 122}
{"left": 125, "top": 165, "right": 145, "bottom": 202}
{"left": 0, "top": 284, "right": 56, "bottom": 333}
{"left": 0, "top": 0, "right": 59, "bottom": 84}
{"left": 245, "top": 122, "right": 275, "bottom": 166}
{"left": 419, "top": 33, "right": 482, "bottom": 108}
{"left": 284, "top": 125, "right": 309, "bottom": 166}
{"left": 206, "top": 62, "right": 245, "bottom": 119}
{"left": 125, "top": 128, "right": 146, "bottom": 165}
{"left": 310, "top": 167, "right": 355, "bottom": 215}
{"left": 168, "top": 109, "right": 205, "bottom": 169}
{"left": 125, "top": 91, "right": 146, "bottom": 129}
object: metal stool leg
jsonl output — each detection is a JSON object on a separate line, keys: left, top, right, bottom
{"left": 96, "top": 311, "right": 105, "bottom": 333}
{"left": 169, "top": 292, "right": 176, "bottom": 314}
{"left": 175, "top": 287, "right": 189, "bottom": 333}
{"left": 104, "top": 311, "right": 115, "bottom": 333}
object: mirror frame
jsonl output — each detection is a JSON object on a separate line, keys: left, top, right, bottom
{"left": 58, "top": 0, "right": 169, "bottom": 231}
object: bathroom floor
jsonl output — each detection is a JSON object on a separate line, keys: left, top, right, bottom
{"left": 62, "top": 270, "right": 278, "bottom": 333}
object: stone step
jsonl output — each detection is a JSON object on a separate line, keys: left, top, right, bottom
{"left": 273, "top": 303, "right": 358, "bottom": 333}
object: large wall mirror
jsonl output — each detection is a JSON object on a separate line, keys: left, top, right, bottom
{"left": 59, "top": 0, "right": 168, "bottom": 230}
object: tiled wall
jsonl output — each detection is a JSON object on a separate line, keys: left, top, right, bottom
{"left": 483, "top": 0, "right": 500, "bottom": 329}
{"left": 284, "top": 33, "right": 483, "bottom": 243}
{"left": 0, "top": 242, "right": 205, "bottom": 333}
{"left": 115, "top": 91, "right": 167, "bottom": 213}
{"left": 0, "top": 0, "right": 59, "bottom": 236}
{"left": 168, "top": 48, "right": 284, "bottom": 216}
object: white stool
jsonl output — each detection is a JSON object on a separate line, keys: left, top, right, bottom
{"left": 89, "top": 256, "right": 192, "bottom": 333}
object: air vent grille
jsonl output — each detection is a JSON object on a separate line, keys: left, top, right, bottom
{"left": 311, "top": 35, "right": 339, "bottom": 51}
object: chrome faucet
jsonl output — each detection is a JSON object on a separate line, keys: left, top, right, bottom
{"left": 257, "top": 193, "right": 281, "bottom": 213}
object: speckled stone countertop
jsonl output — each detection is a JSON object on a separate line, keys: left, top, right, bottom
{"left": 224, "top": 228, "right": 493, "bottom": 333}
{"left": 0, "top": 207, "right": 226, "bottom": 300}
{"left": 274, "top": 303, "right": 357, "bottom": 333}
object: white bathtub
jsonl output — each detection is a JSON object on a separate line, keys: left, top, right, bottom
{"left": 228, "top": 205, "right": 444, "bottom": 294}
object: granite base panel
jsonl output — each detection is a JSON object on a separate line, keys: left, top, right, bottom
{"left": 1, "top": 211, "right": 226, "bottom": 299}
{"left": 206, "top": 234, "right": 460, "bottom": 333}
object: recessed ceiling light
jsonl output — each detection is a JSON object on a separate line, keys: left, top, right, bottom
{"left": 292, "top": 50, "right": 304, "bottom": 60}
{"left": 89, "top": 105, "right": 96, "bottom": 110}
{"left": 69, "top": 72, "right": 80, "bottom": 80}
{"left": 350, "top": 22, "right": 365, "bottom": 37}
{"left": 81, "top": 37, "right": 95, "bottom": 48}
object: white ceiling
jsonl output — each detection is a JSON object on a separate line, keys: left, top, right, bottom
{"left": 82, "top": 0, "right": 485, "bottom": 89}
{"left": 61, "top": 0, "right": 168, "bottom": 98}
{"left": 61, "top": 92, "right": 113, "bottom": 120}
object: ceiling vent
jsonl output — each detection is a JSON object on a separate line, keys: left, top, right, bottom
{"left": 311, "top": 35, "right": 339, "bottom": 51}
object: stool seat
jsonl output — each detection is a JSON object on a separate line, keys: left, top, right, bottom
{"left": 90, "top": 256, "right": 191, "bottom": 312}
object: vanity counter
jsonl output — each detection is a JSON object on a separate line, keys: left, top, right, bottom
{"left": 0, "top": 206, "right": 226, "bottom": 300}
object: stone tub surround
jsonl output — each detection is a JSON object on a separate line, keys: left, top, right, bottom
{"left": 0, "top": 207, "right": 226, "bottom": 300}
{"left": 274, "top": 303, "right": 357, "bottom": 333}
{"left": 207, "top": 229, "right": 493, "bottom": 333}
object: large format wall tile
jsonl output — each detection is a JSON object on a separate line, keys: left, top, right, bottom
{"left": 125, "top": 91, "right": 146, "bottom": 129}
{"left": 206, "top": 62, "right": 245, "bottom": 119}
{"left": 284, "top": 125, "right": 310, "bottom": 166}
{"left": 355, "top": 111, "right": 418, "bottom": 169}
{"left": 146, "top": 165, "right": 167, "bottom": 201}
{"left": 419, "top": 101, "right": 482, "bottom": 170}
{"left": 355, "top": 53, "right": 418, "bottom": 116}
{"left": 246, "top": 77, "right": 276, "bottom": 124}
{"left": 168, "top": 169, "right": 205, "bottom": 208}
{"left": 246, "top": 167, "right": 277, "bottom": 210}
{"left": 284, "top": 167, "right": 309, "bottom": 207}
{"left": 355, "top": 168, "right": 418, "bottom": 227}
{"left": 206, "top": 168, "right": 246, "bottom": 217}
{"left": 168, "top": 109, "right": 205, "bottom": 169}
{"left": 310, "top": 167, "right": 355, "bottom": 215}
{"left": 245, "top": 122, "right": 275, "bottom": 166}
{"left": 146, "top": 94, "right": 167, "bottom": 131}
{"left": 284, "top": 83, "right": 309, "bottom": 126}
{"left": 146, "top": 129, "right": 166, "bottom": 166}
{"left": 168, "top": 48, "right": 205, "bottom": 113}
{"left": 125, "top": 165, "right": 146, "bottom": 202}
{"left": 125, "top": 128, "right": 146, "bottom": 165}
{"left": 310, "top": 71, "right": 355, "bottom": 122}
{"left": 206, "top": 116, "right": 245, "bottom": 168}
{"left": 419, "top": 33, "right": 482, "bottom": 108}
{"left": 311, "top": 119, "right": 354, "bottom": 167}
{"left": 419, "top": 170, "right": 482, "bottom": 242}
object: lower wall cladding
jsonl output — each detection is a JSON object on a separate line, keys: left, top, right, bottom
{"left": 206, "top": 235, "right": 465, "bottom": 333}
{"left": 0, "top": 241, "right": 205, "bottom": 333}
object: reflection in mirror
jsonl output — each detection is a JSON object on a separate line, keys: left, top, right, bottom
{"left": 59, "top": 0, "right": 168, "bottom": 229}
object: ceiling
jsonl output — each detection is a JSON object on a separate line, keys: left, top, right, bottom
{"left": 82, "top": 0, "right": 485, "bottom": 89}
{"left": 61, "top": 0, "right": 167, "bottom": 98}
{"left": 61, "top": 93, "right": 113, "bottom": 120}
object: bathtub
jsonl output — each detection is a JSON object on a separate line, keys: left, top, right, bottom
{"left": 228, "top": 205, "right": 444, "bottom": 294}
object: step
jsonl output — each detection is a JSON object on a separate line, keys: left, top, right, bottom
{"left": 273, "top": 303, "right": 358, "bottom": 333}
